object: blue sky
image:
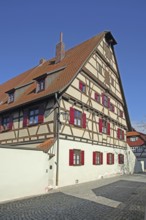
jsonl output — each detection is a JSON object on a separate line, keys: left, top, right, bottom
{"left": 0, "top": 0, "right": 146, "bottom": 131}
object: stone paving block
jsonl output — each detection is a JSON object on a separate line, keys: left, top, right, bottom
{"left": 0, "top": 175, "right": 146, "bottom": 220}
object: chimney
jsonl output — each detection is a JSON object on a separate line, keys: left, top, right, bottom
{"left": 55, "top": 32, "right": 65, "bottom": 64}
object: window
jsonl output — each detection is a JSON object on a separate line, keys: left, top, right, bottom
{"left": 109, "top": 102, "right": 115, "bottom": 112}
{"left": 102, "top": 94, "right": 110, "bottom": 108}
{"left": 23, "top": 106, "right": 44, "bottom": 127}
{"left": 69, "top": 149, "right": 84, "bottom": 166}
{"left": 93, "top": 151, "right": 103, "bottom": 165}
{"left": 1, "top": 115, "right": 13, "bottom": 131}
{"left": 118, "top": 109, "right": 123, "bottom": 118}
{"left": 104, "top": 43, "right": 112, "bottom": 60}
{"left": 29, "top": 108, "right": 39, "bottom": 125}
{"left": 130, "top": 137, "right": 138, "bottom": 142}
{"left": 99, "top": 119, "right": 110, "bottom": 135}
{"left": 79, "top": 81, "right": 86, "bottom": 93}
{"left": 8, "top": 92, "right": 14, "bottom": 103}
{"left": 95, "top": 92, "right": 100, "bottom": 103}
{"left": 97, "top": 62, "right": 102, "bottom": 74}
{"left": 107, "top": 153, "right": 114, "bottom": 165}
{"left": 74, "top": 110, "right": 82, "bottom": 126}
{"left": 3, "top": 117, "right": 10, "bottom": 130}
{"left": 117, "top": 129, "right": 124, "bottom": 140}
{"left": 110, "top": 77, "right": 115, "bottom": 87}
{"left": 36, "top": 78, "right": 45, "bottom": 92}
{"left": 69, "top": 108, "right": 86, "bottom": 128}
{"left": 118, "top": 154, "right": 124, "bottom": 164}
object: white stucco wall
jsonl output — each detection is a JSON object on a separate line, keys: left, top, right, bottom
{"left": 58, "top": 139, "right": 136, "bottom": 187}
{"left": 0, "top": 148, "right": 49, "bottom": 203}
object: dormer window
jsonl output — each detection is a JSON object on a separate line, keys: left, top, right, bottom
{"left": 8, "top": 92, "right": 14, "bottom": 103}
{"left": 5, "top": 89, "right": 15, "bottom": 104}
{"left": 33, "top": 73, "right": 47, "bottom": 93}
{"left": 36, "top": 78, "right": 45, "bottom": 93}
{"left": 130, "top": 137, "right": 138, "bottom": 142}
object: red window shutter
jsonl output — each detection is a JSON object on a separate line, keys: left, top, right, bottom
{"left": 82, "top": 113, "right": 86, "bottom": 128}
{"left": 69, "top": 107, "right": 74, "bottom": 125}
{"left": 107, "top": 123, "right": 110, "bottom": 135}
{"left": 93, "top": 152, "right": 96, "bottom": 165}
{"left": 112, "top": 154, "right": 114, "bottom": 164}
{"left": 79, "top": 81, "right": 83, "bottom": 91}
{"left": 0, "top": 117, "right": 2, "bottom": 132}
{"left": 107, "top": 153, "right": 110, "bottom": 164}
{"left": 99, "top": 118, "right": 102, "bottom": 132}
{"left": 23, "top": 109, "right": 28, "bottom": 127}
{"left": 81, "top": 151, "right": 84, "bottom": 165}
{"left": 8, "top": 115, "right": 13, "bottom": 130}
{"left": 38, "top": 106, "right": 44, "bottom": 123}
{"left": 117, "top": 128, "right": 120, "bottom": 139}
{"left": 102, "top": 93, "right": 104, "bottom": 105}
{"left": 122, "top": 131, "right": 124, "bottom": 140}
{"left": 94, "top": 92, "right": 97, "bottom": 100}
{"left": 100, "top": 152, "right": 103, "bottom": 164}
{"left": 122, "top": 154, "right": 124, "bottom": 164}
{"left": 69, "top": 149, "right": 74, "bottom": 166}
{"left": 108, "top": 98, "right": 110, "bottom": 108}
{"left": 118, "top": 154, "right": 121, "bottom": 164}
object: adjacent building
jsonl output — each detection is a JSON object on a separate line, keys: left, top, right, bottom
{"left": 0, "top": 31, "right": 136, "bottom": 202}
{"left": 127, "top": 130, "right": 146, "bottom": 169}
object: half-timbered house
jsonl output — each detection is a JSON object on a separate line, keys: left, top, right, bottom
{"left": 0, "top": 31, "right": 136, "bottom": 202}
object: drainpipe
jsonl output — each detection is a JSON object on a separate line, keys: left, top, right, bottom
{"left": 55, "top": 93, "right": 60, "bottom": 186}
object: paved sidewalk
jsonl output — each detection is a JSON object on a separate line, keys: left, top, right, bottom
{"left": 0, "top": 174, "right": 146, "bottom": 220}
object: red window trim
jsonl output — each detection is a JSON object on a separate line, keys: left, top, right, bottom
{"left": 23, "top": 105, "right": 44, "bottom": 127}
{"left": 117, "top": 128, "right": 124, "bottom": 140}
{"left": 93, "top": 151, "right": 103, "bottom": 165}
{"left": 0, "top": 115, "right": 13, "bottom": 132}
{"left": 99, "top": 118, "right": 110, "bottom": 135}
{"left": 107, "top": 153, "right": 114, "bottom": 165}
{"left": 69, "top": 149, "right": 85, "bottom": 166}
{"left": 102, "top": 93, "right": 110, "bottom": 108}
{"left": 79, "top": 81, "right": 86, "bottom": 93}
{"left": 69, "top": 107, "right": 86, "bottom": 129}
{"left": 109, "top": 102, "right": 115, "bottom": 112}
{"left": 118, "top": 154, "right": 124, "bottom": 164}
{"left": 94, "top": 92, "right": 100, "bottom": 103}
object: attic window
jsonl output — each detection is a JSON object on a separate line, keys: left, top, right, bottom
{"left": 8, "top": 92, "right": 14, "bottom": 103}
{"left": 130, "top": 137, "right": 138, "bottom": 142}
{"left": 36, "top": 78, "right": 45, "bottom": 93}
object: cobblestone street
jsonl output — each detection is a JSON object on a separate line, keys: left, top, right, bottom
{"left": 0, "top": 174, "right": 146, "bottom": 220}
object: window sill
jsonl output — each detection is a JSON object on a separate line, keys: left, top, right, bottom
{"left": 27, "top": 122, "right": 44, "bottom": 127}
{"left": 0, "top": 128, "right": 11, "bottom": 133}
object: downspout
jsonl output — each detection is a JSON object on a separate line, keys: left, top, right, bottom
{"left": 55, "top": 93, "right": 60, "bottom": 186}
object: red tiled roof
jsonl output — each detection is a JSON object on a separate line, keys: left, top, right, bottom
{"left": 126, "top": 131, "right": 140, "bottom": 137}
{"left": 127, "top": 130, "right": 146, "bottom": 147}
{"left": 37, "top": 138, "right": 56, "bottom": 152}
{"left": 127, "top": 138, "right": 144, "bottom": 147}
{"left": 0, "top": 32, "right": 105, "bottom": 113}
